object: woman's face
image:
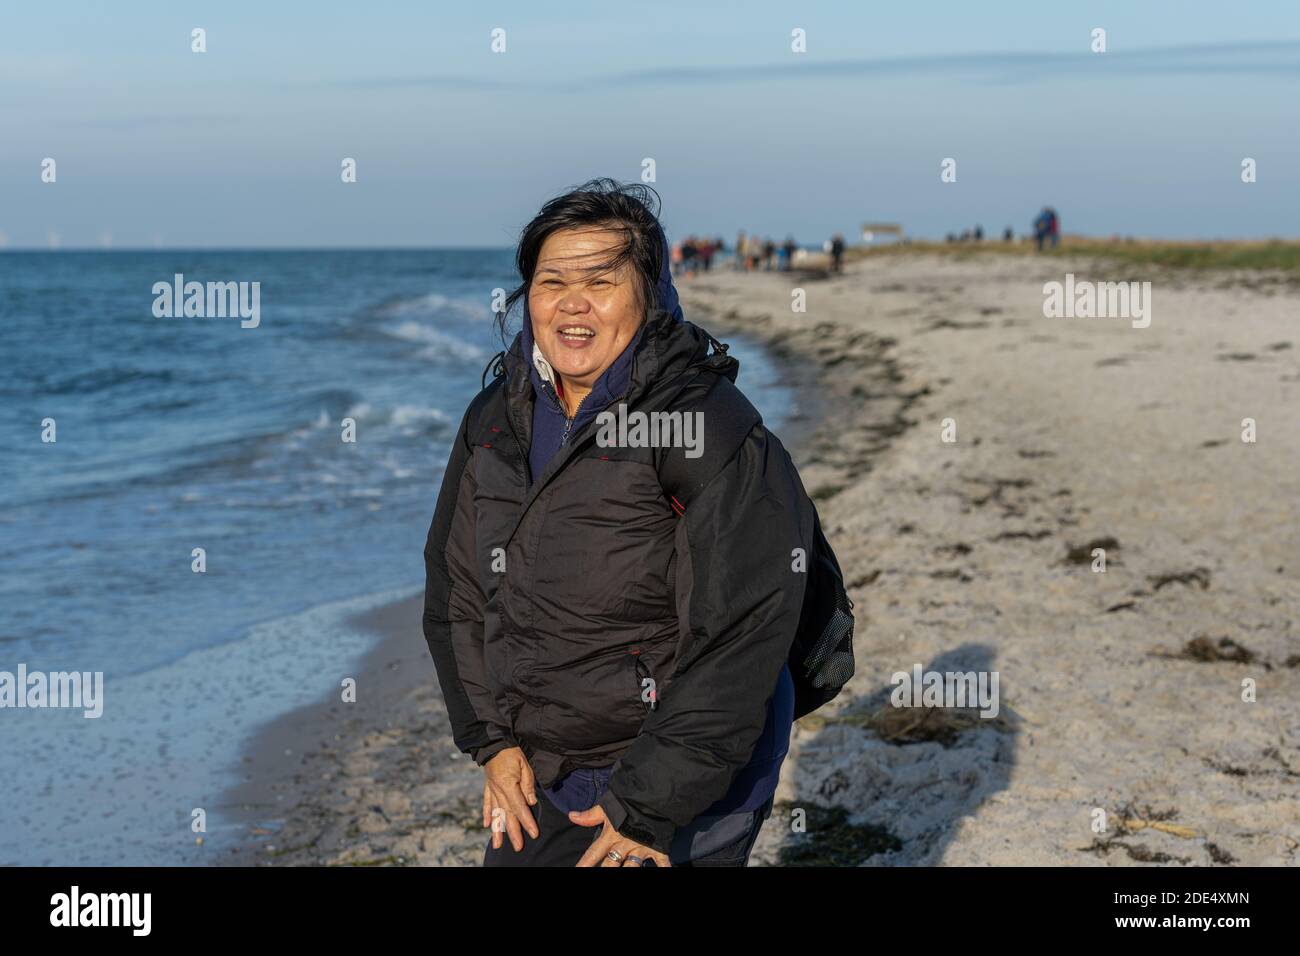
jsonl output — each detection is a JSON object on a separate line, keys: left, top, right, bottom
{"left": 529, "top": 227, "right": 645, "bottom": 391}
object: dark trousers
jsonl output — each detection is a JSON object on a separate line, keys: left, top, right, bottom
{"left": 483, "top": 792, "right": 774, "bottom": 867}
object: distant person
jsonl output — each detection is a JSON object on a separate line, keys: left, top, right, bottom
{"left": 670, "top": 240, "right": 683, "bottom": 276}
{"left": 781, "top": 236, "right": 797, "bottom": 271}
{"left": 698, "top": 238, "right": 715, "bottom": 272}
{"left": 681, "top": 236, "right": 698, "bottom": 276}
{"left": 1034, "top": 207, "right": 1060, "bottom": 252}
{"left": 1033, "top": 209, "right": 1049, "bottom": 251}
{"left": 734, "top": 231, "right": 746, "bottom": 271}
{"left": 830, "top": 233, "right": 845, "bottom": 273}
{"left": 1003, "top": 226, "right": 1014, "bottom": 242}
{"left": 973, "top": 225, "right": 983, "bottom": 242}
{"left": 762, "top": 238, "right": 776, "bottom": 271}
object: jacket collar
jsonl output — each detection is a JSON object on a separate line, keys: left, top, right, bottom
{"left": 519, "top": 307, "right": 645, "bottom": 420}
{"left": 495, "top": 309, "right": 735, "bottom": 553}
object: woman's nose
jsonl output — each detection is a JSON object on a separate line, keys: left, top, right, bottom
{"left": 557, "top": 291, "right": 590, "bottom": 314}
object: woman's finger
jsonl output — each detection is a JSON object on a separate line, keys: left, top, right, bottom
{"left": 600, "top": 838, "right": 637, "bottom": 867}
{"left": 518, "top": 759, "right": 537, "bottom": 806}
{"left": 482, "top": 782, "right": 493, "bottom": 829}
{"left": 575, "top": 827, "right": 617, "bottom": 867}
{"left": 618, "top": 843, "right": 662, "bottom": 867}
{"left": 619, "top": 842, "right": 669, "bottom": 867}
{"left": 491, "top": 808, "right": 505, "bottom": 850}
{"left": 504, "top": 787, "right": 539, "bottom": 840}
{"left": 504, "top": 807, "right": 526, "bottom": 852}
{"left": 487, "top": 784, "right": 513, "bottom": 849}
{"left": 486, "top": 784, "right": 527, "bottom": 850}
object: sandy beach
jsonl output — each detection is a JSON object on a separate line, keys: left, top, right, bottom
{"left": 221, "top": 250, "right": 1299, "bottom": 867}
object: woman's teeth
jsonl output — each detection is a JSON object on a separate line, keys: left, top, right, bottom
{"left": 559, "top": 327, "right": 595, "bottom": 339}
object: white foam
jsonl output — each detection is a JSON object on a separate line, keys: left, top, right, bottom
{"left": 0, "top": 585, "right": 420, "bottom": 866}
{"left": 388, "top": 321, "right": 487, "bottom": 361}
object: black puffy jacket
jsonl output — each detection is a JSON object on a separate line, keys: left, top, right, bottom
{"left": 422, "top": 308, "right": 815, "bottom": 852}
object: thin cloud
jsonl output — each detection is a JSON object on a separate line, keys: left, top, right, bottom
{"left": 336, "top": 40, "right": 1300, "bottom": 92}
{"left": 580, "top": 40, "right": 1300, "bottom": 88}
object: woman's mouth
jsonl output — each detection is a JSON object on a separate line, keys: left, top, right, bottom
{"left": 556, "top": 324, "right": 596, "bottom": 348}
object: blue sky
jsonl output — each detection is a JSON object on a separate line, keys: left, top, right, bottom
{"left": 2, "top": 0, "right": 1297, "bottom": 247}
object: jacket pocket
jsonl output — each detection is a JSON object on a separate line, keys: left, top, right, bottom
{"left": 533, "top": 645, "right": 650, "bottom": 753}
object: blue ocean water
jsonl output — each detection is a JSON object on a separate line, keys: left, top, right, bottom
{"left": 0, "top": 250, "right": 795, "bottom": 865}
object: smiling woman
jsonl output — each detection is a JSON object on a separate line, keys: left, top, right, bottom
{"left": 421, "top": 178, "right": 841, "bottom": 867}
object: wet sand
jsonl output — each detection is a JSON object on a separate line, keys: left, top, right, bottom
{"left": 222, "top": 251, "right": 1299, "bottom": 866}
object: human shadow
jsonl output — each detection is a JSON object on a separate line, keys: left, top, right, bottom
{"left": 776, "top": 642, "right": 1021, "bottom": 866}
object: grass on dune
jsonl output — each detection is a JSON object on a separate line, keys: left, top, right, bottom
{"left": 849, "top": 237, "right": 1300, "bottom": 276}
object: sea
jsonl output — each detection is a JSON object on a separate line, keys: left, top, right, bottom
{"left": 0, "top": 249, "right": 795, "bottom": 865}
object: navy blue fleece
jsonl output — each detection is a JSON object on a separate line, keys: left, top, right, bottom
{"left": 518, "top": 317, "right": 641, "bottom": 484}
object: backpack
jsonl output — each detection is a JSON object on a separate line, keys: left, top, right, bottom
{"left": 653, "top": 350, "right": 856, "bottom": 721}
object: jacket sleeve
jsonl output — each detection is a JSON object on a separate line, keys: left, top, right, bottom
{"left": 422, "top": 402, "right": 517, "bottom": 767}
{"left": 597, "top": 424, "right": 811, "bottom": 853}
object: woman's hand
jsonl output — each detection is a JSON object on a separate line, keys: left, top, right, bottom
{"left": 482, "top": 747, "right": 540, "bottom": 851}
{"left": 569, "top": 806, "right": 671, "bottom": 867}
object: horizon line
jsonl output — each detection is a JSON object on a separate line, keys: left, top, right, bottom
{"left": 3, "top": 234, "right": 1300, "bottom": 253}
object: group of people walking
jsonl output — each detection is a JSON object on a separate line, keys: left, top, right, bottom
{"left": 730, "top": 232, "right": 845, "bottom": 273}
{"left": 668, "top": 235, "right": 723, "bottom": 276}
{"left": 670, "top": 231, "right": 849, "bottom": 277}
{"left": 732, "top": 233, "right": 798, "bottom": 272}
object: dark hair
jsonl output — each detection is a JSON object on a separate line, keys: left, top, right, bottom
{"left": 496, "top": 178, "right": 667, "bottom": 344}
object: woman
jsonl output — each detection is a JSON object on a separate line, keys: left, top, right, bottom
{"left": 422, "top": 179, "right": 816, "bottom": 867}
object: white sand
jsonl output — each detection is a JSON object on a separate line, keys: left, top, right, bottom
{"left": 686, "top": 253, "right": 1299, "bottom": 866}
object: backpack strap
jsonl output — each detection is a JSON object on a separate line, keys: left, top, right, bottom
{"left": 655, "top": 375, "right": 761, "bottom": 516}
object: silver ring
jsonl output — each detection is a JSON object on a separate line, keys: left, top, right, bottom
{"left": 625, "top": 854, "right": 643, "bottom": 865}
{"left": 606, "top": 849, "right": 623, "bottom": 863}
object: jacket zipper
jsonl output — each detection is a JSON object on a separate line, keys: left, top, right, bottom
{"left": 633, "top": 652, "right": 657, "bottom": 712}
{"left": 544, "top": 379, "right": 590, "bottom": 447}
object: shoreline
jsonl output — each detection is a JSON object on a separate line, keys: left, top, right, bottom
{"left": 215, "top": 592, "right": 435, "bottom": 865}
